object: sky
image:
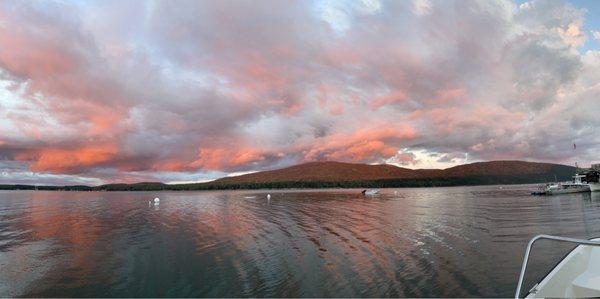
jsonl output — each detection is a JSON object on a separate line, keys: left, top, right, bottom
{"left": 0, "top": 0, "right": 600, "bottom": 185}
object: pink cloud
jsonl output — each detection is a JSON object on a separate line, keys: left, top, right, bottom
{"left": 304, "top": 126, "right": 418, "bottom": 162}
{"left": 0, "top": 0, "right": 597, "bottom": 184}
{"left": 369, "top": 90, "right": 408, "bottom": 109}
{"left": 15, "top": 143, "right": 119, "bottom": 174}
{"left": 191, "top": 147, "right": 268, "bottom": 171}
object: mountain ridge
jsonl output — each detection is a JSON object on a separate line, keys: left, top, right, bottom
{"left": 211, "top": 160, "right": 574, "bottom": 185}
{"left": 0, "top": 160, "right": 576, "bottom": 191}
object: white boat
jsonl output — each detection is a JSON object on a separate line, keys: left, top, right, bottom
{"left": 361, "top": 189, "right": 380, "bottom": 196}
{"left": 532, "top": 174, "right": 589, "bottom": 195}
{"left": 516, "top": 235, "right": 600, "bottom": 298}
{"left": 589, "top": 182, "right": 600, "bottom": 192}
{"left": 578, "top": 163, "right": 600, "bottom": 192}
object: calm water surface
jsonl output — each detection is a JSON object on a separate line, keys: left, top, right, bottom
{"left": 2, "top": 185, "right": 600, "bottom": 297}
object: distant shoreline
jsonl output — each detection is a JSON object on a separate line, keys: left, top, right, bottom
{"left": 0, "top": 175, "right": 570, "bottom": 191}
{"left": 1, "top": 160, "right": 577, "bottom": 191}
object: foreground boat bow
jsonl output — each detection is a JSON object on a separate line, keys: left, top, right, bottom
{"left": 516, "top": 235, "right": 600, "bottom": 298}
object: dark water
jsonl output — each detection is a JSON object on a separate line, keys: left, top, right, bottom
{"left": 2, "top": 186, "right": 600, "bottom": 297}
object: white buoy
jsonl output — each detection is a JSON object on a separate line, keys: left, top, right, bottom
{"left": 154, "top": 197, "right": 160, "bottom": 203}
{"left": 267, "top": 194, "right": 271, "bottom": 200}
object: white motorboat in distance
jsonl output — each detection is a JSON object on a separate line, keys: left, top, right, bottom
{"left": 589, "top": 182, "right": 600, "bottom": 192}
{"left": 531, "top": 174, "right": 589, "bottom": 195}
{"left": 580, "top": 163, "right": 600, "bottom": 192}
{"left": 361, "top": 189, "right": 380, "bottom": 196}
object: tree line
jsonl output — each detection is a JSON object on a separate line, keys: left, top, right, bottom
{"left": 0, "top": 173, "right": 574, "bottom": 191}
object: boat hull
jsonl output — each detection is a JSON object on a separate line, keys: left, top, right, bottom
{"left": 527, "top": 238, "right": 600, "bottom": 298}
{"left": 546, "top": 186, "right": 590, "bottom": 195}
{"left": 589, "top": 182, "right": 600, "bottom": 192}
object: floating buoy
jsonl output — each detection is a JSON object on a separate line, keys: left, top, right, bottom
{"left": 154, "top": 197, "right": 160, "bottom": 203}
{"left": 267, "top": 194, "right": 271, "bottom": 200}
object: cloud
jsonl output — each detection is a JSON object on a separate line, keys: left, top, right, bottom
{"left": 303, "top": 126, "right": 418, "bottom": 162}
{"left": 15, "top": 143, "right": 119, "bottom": 173}
{"left": 0, "top": 0, "right": 598, "bottom": 184}
{"left": 0, "top": 160, "right": 104, "bottom": 185}
{"left": 412, "top": 0, "right": 432, "bottom": 16}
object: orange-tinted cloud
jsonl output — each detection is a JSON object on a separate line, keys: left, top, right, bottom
{"left": 304, "top": 126, "right": 418, "bottom": 162}
{"left": 15, "top": 144, "right": 119, "bottom": 173}
{"left": 369, "top": 90, "right": 408, "bottom": 109}
{"left": 190, "top": 147, "right": 269, "bottom": 171}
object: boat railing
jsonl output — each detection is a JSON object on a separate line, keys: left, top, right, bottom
{"left": 515, "top": 234, "right": 600, "bottom": 298}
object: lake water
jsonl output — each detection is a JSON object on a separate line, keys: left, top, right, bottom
{"left": 2, "top": 185, "right": 600, "bottom": 297}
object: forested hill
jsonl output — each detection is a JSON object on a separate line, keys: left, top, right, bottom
{"left": 0, "top": 160, "right": 576, "bottom": 191}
